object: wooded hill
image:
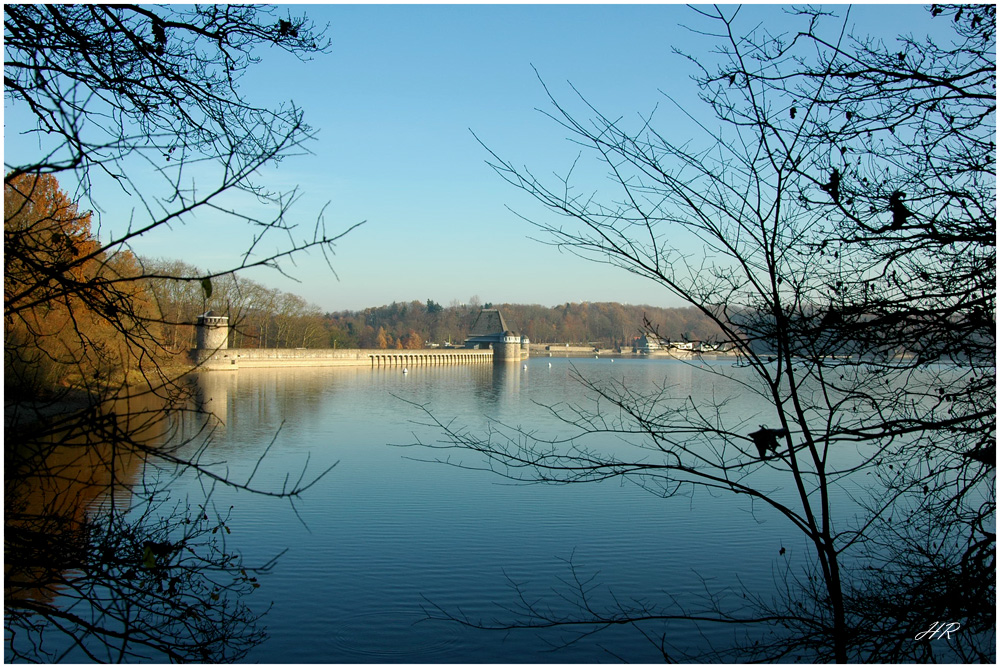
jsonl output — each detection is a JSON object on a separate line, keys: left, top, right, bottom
{"left": 4, "top": 170, "right": 720, "bottom": 402}
{"left": 141, "top": 257, "right": 723, "bottom": 351}
{"left": 327, "top": 300, "right": 724, "bottom": 350}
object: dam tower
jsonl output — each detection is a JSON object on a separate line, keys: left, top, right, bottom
{"left": 463, "top": 308, "right": 529, "bottom": 364}
{"left": 196, "top": 311, "right": 229, "bottom": 351}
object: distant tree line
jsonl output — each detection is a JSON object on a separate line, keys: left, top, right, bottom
{"left": 12, "top": 173, "right": 970, "bottom": 377}
{"left": 4, "top": 173, "right": 724, "bottom": 402}
{"left": 139, "top": 263, "right": 727, "bottom": 352}
{"left": 8, "top": 169, "right": 987, "bottom": 392}
{"left": 140, "top": 258, "right": 331, "bottom": 351}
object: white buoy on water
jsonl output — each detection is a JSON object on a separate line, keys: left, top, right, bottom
{"left": 548, "top": 362, "right": 552, "bottom": 368}
{"left": 403, "top": 368, "right": 408, "bottom": 374}
{"left": 523, "top": 364, "right": 527, "bottom": 370}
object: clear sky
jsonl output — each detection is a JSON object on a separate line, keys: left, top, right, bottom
{"left": 5, "top": 3, "right": 945, "bottom": 313}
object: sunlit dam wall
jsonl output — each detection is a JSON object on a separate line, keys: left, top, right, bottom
{"left": 189, "top": 347, "right": 496, "bottom": 371}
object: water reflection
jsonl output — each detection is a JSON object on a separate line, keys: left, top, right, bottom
{"left": 191, "top": 369, "right": 233, "bottom": 427}
{"left": 474, "top": 361, "right": 521, "bottom": 406}
{"left": 171, "top": 359, "right": 793, "bottom": 662}
{"left": 5, "top": 387, "right": 272, "bottom": 663}
{"left": 5, "top": 399, "right": 149, "bottom": 612}
{"left": 192, "top": 363, "right": 525, "bottom": 427}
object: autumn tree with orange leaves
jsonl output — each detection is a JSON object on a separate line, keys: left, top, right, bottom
{"left": 5, "top": 5, "right": 346, "bottom": 662}
{"left": 403, "top": 330, "right": 424, "bottom": 349}
{"left": 5, "top": 173, "right": 161, "bottom": 398}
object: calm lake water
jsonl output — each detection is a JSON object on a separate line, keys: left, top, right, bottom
{"left": 158, "top": 357, "right": 804, "bottom": 662}
{"left": 11, "top": 356, "right": 990, "bottom": 662}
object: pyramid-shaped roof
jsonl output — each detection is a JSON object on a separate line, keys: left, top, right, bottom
{"left": 469, "top": 308, "right": 514, "bottom": 336}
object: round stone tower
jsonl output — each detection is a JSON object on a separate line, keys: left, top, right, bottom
{"left": 196, "top": 311, "right": 229, "bottom": 351}
{"left": 494, "top": 331, "right": 522, "bottom": 363}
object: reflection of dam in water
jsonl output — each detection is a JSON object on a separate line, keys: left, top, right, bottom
{"left": 190, "top": 308, "right": 529, "bottom": 370}
{"left": 191, "top": 361, "right": 532, "bottom": 432}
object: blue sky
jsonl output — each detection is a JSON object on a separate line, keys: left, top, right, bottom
{"left": 5, "top": 3, "right": 945, "bottom": 312}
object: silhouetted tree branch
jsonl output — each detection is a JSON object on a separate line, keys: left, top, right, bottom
{"left": 419, "top": 5, "right": 994, "bottom": 662}
{"left": 5, "top": 4, "right": 349, "bottom": 661}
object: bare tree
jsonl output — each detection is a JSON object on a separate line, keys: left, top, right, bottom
{"left": 413, "top": 5, "right": 994, "bottom": 662}
{"left": 5, "top": 5, "right": 350, "bottom": 661}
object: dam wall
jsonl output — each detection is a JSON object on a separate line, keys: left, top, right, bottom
{"left": 191, "top": 347, "right": 493, "bottom": 371}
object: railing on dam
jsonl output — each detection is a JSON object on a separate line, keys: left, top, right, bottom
{"left": 370, "top": 350, "right": 493, "bottom": 366}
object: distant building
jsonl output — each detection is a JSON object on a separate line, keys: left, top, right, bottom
{"left": 633, "top": 335, "right": 713, "bottom": 354}
{"left": 463, "top": 308, "right": 512, "bottom": 349}
{"left": 463, "top": 308, "right": 529, "bottom": 362}
{"left": 634, "top": 334, "right": 664, "bottom": 354}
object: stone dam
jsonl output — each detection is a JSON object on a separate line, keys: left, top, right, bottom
{"left": 190, "top": 308, "right": 528, "bottom": 371}
{"left": 191, "top": 346, "right": 495, "bottom": 370}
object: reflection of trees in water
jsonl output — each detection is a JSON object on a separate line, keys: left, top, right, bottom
{"left": 5, "top": 389, "right": 283, "bottom": 662}
{"left": 5, "top": 3, "right": 348, "bottom": 661}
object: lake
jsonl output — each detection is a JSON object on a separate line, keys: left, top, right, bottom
{"left": 164, "top": 357, "right": 801, "bottom": 662}
{"left": 17, "top": 356, "right": 960, "bottom": 662}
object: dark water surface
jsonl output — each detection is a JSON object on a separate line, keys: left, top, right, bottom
{"left": 166, "top": 358, "right": 803, "bottom": 662}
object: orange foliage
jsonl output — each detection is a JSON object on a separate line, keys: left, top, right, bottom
{"left": 4, "top": 174, "right": 161, "bottom": 396}
{"left": 5, "top": 174, "right": 97, "bottom": 303}
{"left": 403, "top": 330, "right": 423, "bottom": 349}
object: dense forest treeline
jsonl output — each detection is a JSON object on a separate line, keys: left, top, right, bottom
{"left": 142, "top": 257, "right": 723, "bottom": 350}
{"left": 5, "top": 167, "right": 953, "bottom": 388}
{"left": 4, "top": 171, "right": 719, "bottom": 398}
{"left": 326, "top": 299, "right": 724, "bottom": 349}
{"left": 10, "top": 171, "right": 923, "bottom": 391}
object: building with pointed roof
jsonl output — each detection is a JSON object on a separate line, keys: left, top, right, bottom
{"left": 463, "top": 308, "right": 529, "bottom": 362}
